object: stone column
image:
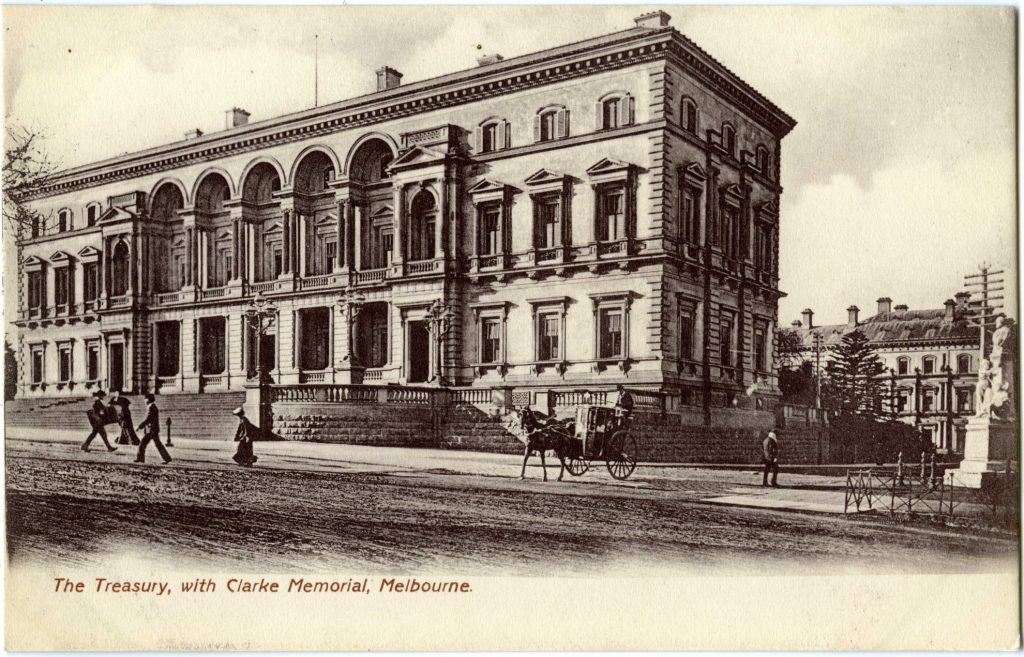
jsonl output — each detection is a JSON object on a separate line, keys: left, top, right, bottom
{"left": 282, "top": 211, "right": 292, "bottom": 275}
{"left": 392, "top": 185, "right": 405, "bottom": 266}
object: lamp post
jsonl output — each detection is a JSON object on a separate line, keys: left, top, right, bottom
{"left": 336, "top": 285, "right": 366, "bottom": 365}
{"left": 245, "top": 292, "right": 279, "bottom": 434}
{"left": 426, "top": 299, "right": 455, "bottom": 386}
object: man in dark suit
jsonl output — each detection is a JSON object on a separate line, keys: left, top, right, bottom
{"left": 135, "top": 393, "right": 172, "bottom": 464}
{"left": 82, "top": 390, "right": 116, "bottom": 452}
{"left": 762, "top": 430, "right": 780, "bottom": 487}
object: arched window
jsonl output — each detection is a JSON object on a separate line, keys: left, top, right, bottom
{"left": 349, "top": 139, "right": 394, "bottom": 184}
{"left": 409, "top": 191, "right": 437, "bottom": 262}
{"left": 957, "top": 354, "right": 971, "bottom": 374}
{"left": 681, "top": 98, "right": 698, "bottom": 133}
{"left": 757, "top": 146, "right": 771, "bottom": 174}
{"left": 597, "top": 93, "right": 634, "bottom": 130}
{"left": 30, "top": 216, "right": 40, "bottom": 238}
{"left": 721, "top": 123, "right": 736, "bottom": 156}
{"left": 535, "top": 105, "right": 569, "bottom": 142}
{"left": 922, "top": 356, "right": 935, "bottom": 374}
{"left": 86, "top": 203, "right": 100, "bottom": 226}
{"left": 111, "top": 240, "right": 130, "bottom": 297}
{"left": 477, "top": 119, "right": 509, "bottom": 153}
{"left": 897, "top": 357, "right": 909, "bottom": 375}
{"left": 58, "top": 210, "right": 70, "bottom": 232}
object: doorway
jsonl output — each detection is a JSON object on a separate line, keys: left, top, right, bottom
{"left": 408, "top": 321, "right": 430, "bottom": 383}
{"left": 108, "top": 343, "right": 125, "bottom": 393}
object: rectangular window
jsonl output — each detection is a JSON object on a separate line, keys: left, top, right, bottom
{"left": 83, "top": 263, "right": 98, "bottom": 302}
{"left": 200, "top": 318, "right": 226, "bottom": 374}
{"left": 754, "top": 324, "right": 767, "bottom": 373}
{"left": 923, "top": 358, "right": 935, "bottom": 375}
{"left": 481, "top": 124, "right": 497, "bottom": 153}
{"left": 87, "top": 344, "right": 100, "bottom": 380}
{"left": 273, "top": 249, "right": 283, "bottom": 278}
{"left": 225, "top": 254, "right": 233, "bottom": 283}
{"left": 679, "top": 309, "right": 694, "bottom": 361}
{"left": 481, "top": 318, "right": 502, "bottom": 364}
{"left": 325, "top": 241, "right": 337, "bottom": 271}
{"left": 598, "top": 188, "right": 625, "bottom": 242}
{"left": 897, "top": 358, "right": 909, "bottom": 376}
{"left": 598, "top": 308, "right": 624, "bottom": 359}
{"left": 54, "top": 268, "right": 69, "bottom": 306}
{"left": 27, "top": 271, "right": 43, "bottom": 309}
{"left": 957, "top": 355, "right": 970, "bottom": 374}
{"left": 922, "top": 390, "right": 935, "bottom": 413}
{"left": 896, "top": 391, "right": 909, "bottom": 413}
{"left": 58, "top": 346, "right": 72, "bottom": 382}
{"left": 480, "top": 206, "right": 501, "bottom": 256}
{"left": 87, "top": 206, "right": 97, "bottom": 226}
{"left": 539, "top": 112, "right": 556, "bottom": 142}
{"left": 722, "top": 205, "right": 740, "bottom": 258}
{"left": 538, "top": 312, "right": 561, "bottom": 361}
{"left": 536, "top": 198, "right": 560, "bottom": 248}
{"left": 31, "top": 349, "right": 43, "bottom": 384}
{"left": 720, "top": 314, "right": 735, "bottom": 368}
{"left": 602, "top": 99, "right": 620, "bottom": 129}
{"left": 681, "top": 187, "right": 700, "bottom": 245}
{"left": 957, "top": 389, "right": 972, "bottom": 413}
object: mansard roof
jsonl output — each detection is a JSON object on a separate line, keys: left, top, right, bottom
{"left": 789, "top": 307, "right": 979, "bottom": 349}
{"left": 30, "top": 22, "right": 795, "bottom": 201}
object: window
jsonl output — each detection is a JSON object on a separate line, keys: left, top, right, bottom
{"left": 31, "top": 216, "right": 40, "bottom": 238}
{"left": 957, "top": 354, "right": 971, "bottom": 374}
{"left": 87, "top": 205, "right": 99, "bottom": 226}
{"left": 200, "top": 318, "right": 226, "bottom": 374}
{"left": 111, "top": 240, "right": 130, "bottom": 296}
{"left": 539, "top": 111, "right": 557, "bottom": 141}
{"left": 325, "top": 241, "right": 337, "bottom": 272}
{"left": 31, "top": 347, "right": 44, "bottom": 384}
{"left": 27, "top": 271, "right": 43, "bottom": 309}
{"left": 537, "top": 312, "right": 561, "bottom": 361}
{"left": 896, "top": 390, "right": 909, "bottom": 413}
{"left": 721, "top": 204, "right": 741, "bottom": 258}
{"left": 957, "top": 388, "right": 972, "bottom": 413}
{"left": 323, "top": 167, "right": 334, "bottom": 189}
{"left": 535, "top": 197, "right": 561, "bottom": 248}
{"left": 757, "top": 146, "right": 771, "bottom": 176}
{"left": 597, "top": 187, "right": 625, "bottom": 242}
{"left": 58, "top": 345, "right": 72, "bottom": 382}
{"left": 720, "top": 313, "right": 736, "bottom": 368}
{"left": 922, "top": 389, "right": 935, "bottom": 413}
{"left": 83, "top": 263, "right": 98, "bottom": 302}
{"left": 409, "top": 192, "right": 437, "bottom": 262}
{"left": 755, "top": 224, "right": 774, "bottom": 271}
{"left": 598, "top": 308, "right": 624, "bottom": 359}
{"left": 156, "top": 322, "right": 180, "bottom": 377}
{"left": 679, "top": 307, "right": 695, "bottom": 361}
{"left": 681, "top": 98, "right": 698, "bottom": 133}
{"left": 481, "top": 123, "right": 497, "bottom": 153}
{"left": 897, "top": 357, "right": 909, "bottom": 376}
{"left": 535, "top": 106, "right": 569, "bottom": 142}
{"left": 721, "top": 124, "right": 736, "bottom": 155}
{"left": 481, "top": 318, "right": 502, "bottom": 364}
{"left": 273, "top": 249, "right": 284, "bottom": 278}
{"left": 58, "top": 210, "right": 69, "bottom": 232}
{"left": 300, "top": 308, "right": 331, "bottom": 371}
{"left": 754, "top": 322, "right": 768, "bottom": 373}
{"left": 54, "top": 267, "right": 71, "bottom": 309}
{"left": 479, "top": 205, "right": 501, "bottom": 256}
{"left": 370, "top": 225, "right": 393, "bottom": 269}
{"left": 680, "top": 186, "right": 701, "bottom": 245}
{"left": 922, "top": 356, "right": 935, "bottom": 375}
{"left": 86, "top": 343, "right": 100, "bottom": 380}
{"left": 602, "top": 98, "right": 620, "bottom": 129}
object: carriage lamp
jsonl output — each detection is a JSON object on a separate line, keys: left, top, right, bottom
{"left": 336, "top": 285, "right": 366, "bottom": 364}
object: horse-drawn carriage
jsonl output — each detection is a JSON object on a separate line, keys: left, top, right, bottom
{"left": 507, "top": 402, "right": 639, "bottom": 481}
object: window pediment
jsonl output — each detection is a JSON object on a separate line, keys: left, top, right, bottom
{"left": 262, "top": 221, "right": 285, "bottom": 235}
{"left": 757, "top": 200, "right": 779, "bottom": 224}
{"left": 527, "top": 296, "right": 571, "bottom": 316}
{"left": 77, "top": 246, "right": 101, "bottom": 263}
{"left": 371, "top": 205, "right": 394, "bottom": 219}
{"left": 468, "top": 179, "right": 517, "bottom": 202}
{"left": 22, "top": 255, "right": 45, "bottom": 271}
{"left": 97, "top": 205, "right": 139, "bottom": 225}
{"left": 586, "top": 158, "right": 635, "bottom": 185}
{"left": 469, "top": 300, "right": 511, "bottom": 319}
{"left": 720, "top": 184, "right": 743, "bottom": 207}
{"left": 50, "top": 250, "right": 73, "bottom": 268}
{"left": 388, "top": 145, "right": 447, "bottom": 173}
{"left": 525, "top": 169, "right": 572, "bottom": 195}
{"left": 679, "top": 162, "right": 707, "bottom": 187}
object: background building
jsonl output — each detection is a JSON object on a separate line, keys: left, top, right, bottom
{"left": 12, "top": 12, "right": 795, "bottom": 429}
{"left": 789, "top": 294, "right": 979, "bottom": 454}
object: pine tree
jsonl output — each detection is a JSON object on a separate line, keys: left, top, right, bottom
{"left": 825, "top": 329, "right": 887, "bottom": 420}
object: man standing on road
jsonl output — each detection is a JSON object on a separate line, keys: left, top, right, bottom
{"left": 135, "top": 394, "right": 172, "bottom": 465}
{"left": 762, "top": 430, "right": 780, "bottom": 488}
{"left": 81, "top": 390, "right": 116, "bottom": 453}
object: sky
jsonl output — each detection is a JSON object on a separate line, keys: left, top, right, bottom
{"left": 2, "top": 5, "right": 1017, "bottom": 328}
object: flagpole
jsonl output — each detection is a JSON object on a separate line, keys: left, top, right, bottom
{"left": 315, "top": 34, "right": 319, "bottom": 108}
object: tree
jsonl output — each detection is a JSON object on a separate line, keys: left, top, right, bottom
{"left": 825, "top": 329, "right": 888, "bottom": 420}
{"left": 775, "top": 328, "right": 816, "bottom": 405}
{"left": 4, "top": 340, "right": 16, "bottom": 401}
{"left": 3, "top": 124, "right": 58, "bottom": 239}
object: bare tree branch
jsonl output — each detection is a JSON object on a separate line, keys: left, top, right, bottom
{"left": 3, "top": 123, "right": 59, "bottom": 242}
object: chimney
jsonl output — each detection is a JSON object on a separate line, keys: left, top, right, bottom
{"left": 228, "top": 108, "right": 250, "bottom": 128}
{"left": 847, "top": 305, "right": 860, "bottom": 327}
{"left": 634, "top": 10, "right": 671, "bottom": 28}
{"left": 801, "top": 308, "right": 814, "bottom": 329}
{"left": 943, "top": 299, "right": 956, "bottom": 324}
{"left": 877, "top": 297, "right": 892, "bottom": 316}
{"left": 184, "top": 128, "right": 204, "bottom": 140}
{"left": 376, "top": 66, "right": 403, "bottom": 92}
{"left": 955, "top": 291, "right": 970, "bottom": 313}
{"left": 791, "top": 320, "right": 802, "bottom": 328}
{"left": 894, "top": 304, "right": 909, "bottom": 313}
{"left": 476, "top": 53, "right": 504, "bottom": 67}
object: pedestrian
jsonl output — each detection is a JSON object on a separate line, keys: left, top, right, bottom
{"left": 114, "top": 397, "right": 141, "bottom": 446}
{"left": 135, "top": 394, "right": 172, "bottom": 464}
{"left": 231, "top": 407, "right": 258, "bottom": 467}
{"left": 762, "top": 429, "right": 780, "bottom": 488}
{"left": 81, "top": 390, "right": 117, "bottom": 453}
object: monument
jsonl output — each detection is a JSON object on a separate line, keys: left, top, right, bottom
{"left": 950, "top": 316, "right": 1017, "bottom": 488}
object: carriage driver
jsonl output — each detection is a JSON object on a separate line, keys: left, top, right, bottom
{"left": 613, "top": 384, "right": 635, "bottom": 426}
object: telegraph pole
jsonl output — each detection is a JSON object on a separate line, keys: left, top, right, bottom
{"left": 813, "top": 332, "right": 823, "bottom": 409}
{"left": 964, "top": 263, "right": 1005, "bottom": 360}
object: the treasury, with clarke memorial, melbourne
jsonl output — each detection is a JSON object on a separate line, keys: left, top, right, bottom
{"left": 10, "top": 12, "right": 801, "bottom": 460}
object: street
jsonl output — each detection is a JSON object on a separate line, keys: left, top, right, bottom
{"left": 5, "top": 436, "right": 1018, "bottom": 576}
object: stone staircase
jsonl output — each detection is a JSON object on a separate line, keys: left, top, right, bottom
{"left": 441, "top": 403, "right": 523, "bottom": 454}
{"left": 5, "top": 391, "right": 246, "bottom": 441}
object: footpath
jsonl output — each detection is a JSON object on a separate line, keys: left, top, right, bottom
{"left": 5, "top": 426, "right": 862, "bottom": 515}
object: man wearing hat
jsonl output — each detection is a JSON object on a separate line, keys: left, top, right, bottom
{"left": 82, "top": 390, "right": 116, "bottom": 453}
{"left": 135, "top": 393, "right": 171, "bottom": 464}
{"left": 762, "top": 429, "right": 780, "bottom": 487}
{"left": 231, "top": 407, "right": 258, "bottom": 467}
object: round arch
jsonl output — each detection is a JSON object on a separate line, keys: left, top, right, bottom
{"left": 190, "top": 167, "right": 237, "bottom": 206}
{"left": 240, "top": 156, "right": 288, "bottom": 190}
{"left": 343, "top": 133, "right": 399, "bottom": 177}
{"left": 288, "top": 145, "right": 342, "bottom": 188}
{"left": 148, "top": 178, "right": 189, "bottom": 220}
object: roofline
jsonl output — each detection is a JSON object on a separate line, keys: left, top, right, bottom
{"left": 31, "top": 23, "right": 796, "bottom": 200}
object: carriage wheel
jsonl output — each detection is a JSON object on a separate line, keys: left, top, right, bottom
{"left": 564, "top": 455, "right": 589, "bottom": 477}
{"left": 605, "top": 430, "right": 638, "bottom": 480}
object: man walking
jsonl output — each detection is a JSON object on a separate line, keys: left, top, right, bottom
{"left": 82, "top": 390, "right": 116, "bottom": 452}
{"left": 135, "top": 394, "right": 172, "bottom": 464}
{"left": 762, "top": 429, "right": 780, "bottom": 487}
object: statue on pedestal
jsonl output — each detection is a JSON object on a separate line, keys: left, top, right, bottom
{"left": 976, "top": 316, "right": 1015, "bottom": 421}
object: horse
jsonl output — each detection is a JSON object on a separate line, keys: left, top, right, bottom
{"left": 506, "top": 406, "right": 574, "bottom": 482}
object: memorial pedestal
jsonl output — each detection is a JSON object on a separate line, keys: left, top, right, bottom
{"left": 948, "top": 417, "right": 1016, "bottom": 488}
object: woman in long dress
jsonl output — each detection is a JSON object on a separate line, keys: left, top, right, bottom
{"left": 231, "top": 407, "right": 258, "bottom": 467}
{"left": 115, "top": 397, "right": 141, "bottom": 446}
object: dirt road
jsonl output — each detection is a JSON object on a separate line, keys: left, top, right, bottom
{"left": 6, "top": 449, "right": 1016, "bottom": 576}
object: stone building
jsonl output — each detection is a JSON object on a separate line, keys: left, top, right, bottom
{"left": 789, "top": 294, "right": 980, "bottom": 454}
{"left": 12, "top": 12, "right": 795, "bottom": 429}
